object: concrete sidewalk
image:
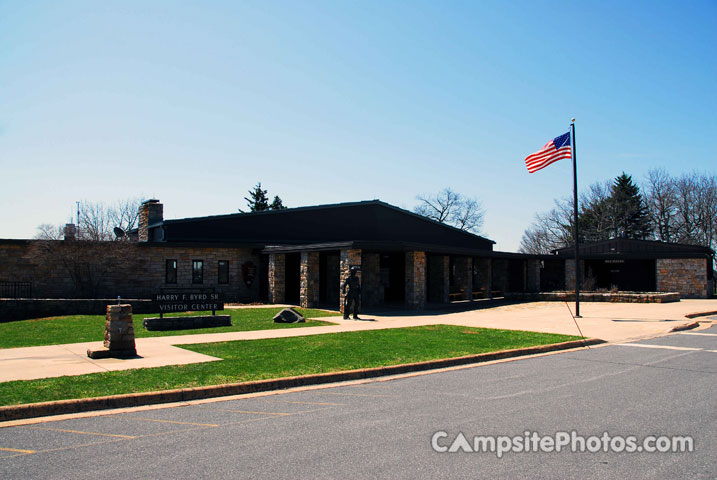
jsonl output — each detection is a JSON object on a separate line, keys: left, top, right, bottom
{"left": 2, "top": 300, "right": 715, "bottom": 383}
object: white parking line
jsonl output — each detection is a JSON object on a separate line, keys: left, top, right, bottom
{"left": 677, "top": 332, "right": 717, "bottom": 337}
{"left": 615, "top": 343, "right": 702, "bottom": 351}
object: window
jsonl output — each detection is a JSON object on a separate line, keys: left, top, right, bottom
{"left": 192, "top": 260, "right": 204, "bottom": 284}
{"left": 166, "top": 259, "right": 177, "bottom": 284}
{"left": 218, "top": 260, "right": 229, "bottom": 284}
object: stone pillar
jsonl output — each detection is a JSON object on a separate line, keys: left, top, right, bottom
{"left": 339, "top": 249, "right": 362, "bottom": 314}
{"left": 473, "top": 257, "right": 492, "bottom": 298}
{"left": 405, "top": 251, "right": 427, "bottom": 309}
{"left": 428, "top": 255, "right": 450, "bottom": 303}
{"left": 138, "top": 199, "right": 163, "bottom": 242}
{"left": 526, "top": 259, "right": 541, "bottom": 293}
{"left": 300, "top": 252, "right": 320, "bottom": 308}
{"left": 361, "top": 253, "right": 382, "bottom": 307}
{"left": 268, "top": 253, "right": 286, "bottom": 304}
{"left": 454, "top": 256, "right": 473, "bottom": 301}
{"left": 87, "top": 304, "right": 136, "bottom": 359}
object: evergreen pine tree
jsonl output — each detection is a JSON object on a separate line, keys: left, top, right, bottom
{"left": 269, "top": 195, "right": 287, "bottom": 210}
{"left": 244, "top": 182, "right": 270, "bottom": 212}
{"left": 608, "top": 172, "right": 652, "bottom": 239}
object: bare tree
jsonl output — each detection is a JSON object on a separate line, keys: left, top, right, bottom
{"left": 34, "top": 223, "right": 64, "bottom": 240}
{"left": 414, "top": 188, "right": 485, "bottom": 233}
{"left": 579, "top": 181, "right": 612, "bottom": 242}
{"left": 645, "top": 168, "right": 678, "bottom": 242}
{"left": 35, "top": 197, "right": 144, "bottom": 244}
{"left": 519, "top": 197, "right": 574, "bottom": 254}
{"left": 79, "top": 200, "right": 113, "bottom": 241}
{"left": 108, "top": 198, "right": 142, "bottom": 239}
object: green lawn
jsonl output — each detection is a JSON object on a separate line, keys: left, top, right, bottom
{"left": 0, "top": 325, "right": 580, "bottom": 406}
{"left": 0, "top": 307, "right": 339, "bottom": 349}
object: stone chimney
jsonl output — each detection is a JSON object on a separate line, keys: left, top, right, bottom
{"left": 138, "top": 199, "right": 163, "bottom": 242}
{"left": 63, "top": 223, "right": 77, "bottom": 241}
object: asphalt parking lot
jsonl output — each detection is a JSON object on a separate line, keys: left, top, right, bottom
{"left": 1, "top": 322, "right": 715, "bottom": 479}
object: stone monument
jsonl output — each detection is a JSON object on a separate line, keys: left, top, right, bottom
{"left": 87, "top": 304, "right": 137, "bottom": 359}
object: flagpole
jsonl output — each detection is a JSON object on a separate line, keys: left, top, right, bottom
{"left": 571, "top": 118, "right": 581, "bottom": 318}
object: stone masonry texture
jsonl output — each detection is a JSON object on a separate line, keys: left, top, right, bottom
{"left": 268, "top": 253, "right": 286, "bottom": 304}
{"left": 656, "top": 258, "right": 708, "bottom": 298}
{"left": 405, "top": 251, "right": 426, "bottom": 310}
{"left": 0, "top": 240, "right": 260, "bottom": 302}
{"left": 299, "top": 252, "right": 320, "bottom": 308}
{"left": 103, "top": 304, "right": 136, "bottom": 354}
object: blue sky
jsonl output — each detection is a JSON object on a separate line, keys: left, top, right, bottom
{"left": 1, "top": 0, "right": 715, "bottom": 251}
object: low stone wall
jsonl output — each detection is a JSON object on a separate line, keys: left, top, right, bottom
{"left": 508, "top": 291, "right": 680, "bottom": 303}
{"left": 143, "top": 315, "right": 231, "bottom": 331}
{"left": 0, "top": 298, "right": 155, "bottom": 322}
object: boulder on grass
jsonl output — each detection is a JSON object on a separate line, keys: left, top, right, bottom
{"left": 273, "top": 307, "right": 305, "bottom": 323}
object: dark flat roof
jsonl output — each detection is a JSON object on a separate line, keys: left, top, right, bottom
{"left": 554, "top": 238, "right": 714, "bottom": 259}
{"left": 154, "top": 200, "right": 495, "bottom": 252}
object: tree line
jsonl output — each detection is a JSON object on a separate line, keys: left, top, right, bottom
{"left": 519, "top": 169, "right": 717, "bottom": 255}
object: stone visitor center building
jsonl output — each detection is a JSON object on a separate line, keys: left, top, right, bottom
{"left": 0, "top": 199, "right": 714, "bottom": 312}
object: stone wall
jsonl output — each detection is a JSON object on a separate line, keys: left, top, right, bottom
{"left": 0, "top": 298, "right": 155, "bottom": 322}
{"left": 0, "top": 240, "right": 260, "bottom": 302}
{"left": 268, "top": 253, "right": 286, "bottom": 304}
{"left": 405, "top": 251, "right": 426, "bottom": 309}
{"left": 299, "top": 252, "right": 320, "bottom": 308}
{"left": 509, "top": 291, "right": 681, "bottom": 303}
{"left": 339, "top": 249, "right": 362, "bottom": 315}
{"left": 656, "top": 258, "right": 709, "bottom": 298}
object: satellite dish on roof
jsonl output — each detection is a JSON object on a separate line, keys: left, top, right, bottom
{"left": 114, "top": 227, "right": 126, "bottom": 238}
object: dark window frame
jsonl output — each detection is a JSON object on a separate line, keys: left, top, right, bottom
{"left": 166, "top": 259, "right": 177, "bottom": 284}
{"left": 192, "top": 260, "right": 204, "bottom": 284}
{"left": 218, "top": 260, "right": 229, "bottom": 284}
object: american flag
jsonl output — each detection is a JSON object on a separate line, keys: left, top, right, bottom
{"left": 524, "top": 131, "right": 571, "bottom": 173}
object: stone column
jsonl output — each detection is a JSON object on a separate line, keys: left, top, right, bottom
{"left": 300, "top": 252, "right": 320, "bottom": 308}
{"left": 87, "top": 304, "right": 136, "bottom": 359}
{"left": 361, "top": 253, "right": 381, "bottom": 307}
{"left": 405, "top": 251, "right": 427, "bottom": 310}
{"left": 526, "top": 259, "right": 541, "bottom": 293}
{"left": 268, "top": 253, "right": 286, "bottom": 304}
{"left": 473, "top": 257, "right": 492, "bottom": 298}
{"left": 339, "top": 249, "right": 362, "bottom": 314}
{"left": 453, "top": 256, "right": 473, "bottom": 301}
{"left": 428, "top": 255, "right": 450, "bottom": 303}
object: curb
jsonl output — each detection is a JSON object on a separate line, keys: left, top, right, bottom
{"left": 670, "top": 321, "right": 700, "bottom": 332}
{"left": 684, "top": 310, "right": 717, "bottom": 319}
{"left": 0, "top": 338, "right": 604, "bottom": 422}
